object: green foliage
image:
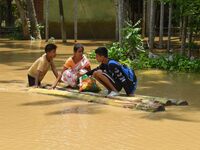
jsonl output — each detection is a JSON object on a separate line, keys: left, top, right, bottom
{"left": 87, "top": 1, "right": 200, "bottom": 73}
{"left": 89, "top": 44, "right": 126, "bottom": 61}
{"left": 186, "top": 42, "right": 199, "bottom": 50}
{"left": 7, "top": 31, "right": 24, "bottom": 40}
{"left": 107, "top": 42, "right": 126, "bottom": 61}
{"left": 121, "top": 21, "right": 144, "bottom": 59}
{"left": 5, "top": 20, "right": 23, "bottom": 40}
{"left": 172, "top": 0, "right": 200, "bottom": 37}
{"left": 104, "top": 21, "right": 144, "bottom": 61}
{"left": 88, "top": 50, "right": 96, "bottom": 59}
{"left": 130, "top": 52, "right": 200, "bottom": 73}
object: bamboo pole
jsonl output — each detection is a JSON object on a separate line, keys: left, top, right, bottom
{"left": 28, "top": 87, "right": 188, "bottom": 112}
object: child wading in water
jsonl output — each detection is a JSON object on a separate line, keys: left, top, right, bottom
{"left": 27, "top": 44, "right": 58, "bottom": 87}
{"left": 86, "top": 47, "right": 137, "bottom": 97}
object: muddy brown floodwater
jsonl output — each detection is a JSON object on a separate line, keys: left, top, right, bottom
{"left": 0, "top": 39, "right": 200, "bottom": 150}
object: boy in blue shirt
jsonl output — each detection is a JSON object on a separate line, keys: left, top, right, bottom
{"left": 86, "top": 47, "right": 137, "bottom": 97}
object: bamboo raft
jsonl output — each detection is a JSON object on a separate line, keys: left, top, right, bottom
{"left": 28, "top": 87, "right": 188, "bottom": 112}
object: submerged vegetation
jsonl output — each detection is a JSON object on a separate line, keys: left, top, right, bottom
{"left": 128, "top": 53, "right": 200, "bottom": 73}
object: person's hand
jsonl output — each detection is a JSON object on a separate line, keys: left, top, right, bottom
{"left": 76, "top": 72, "right": 83, "bottom": 78}
{"left": 49, "top": 84, "right": 56, "bottom": 90}
{"left": 32, "top": 85, "right": 39, "bottom": 88}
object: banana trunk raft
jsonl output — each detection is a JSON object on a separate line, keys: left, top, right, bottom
{"left": 28, "top": 87, "right": 188, "bottom": 112}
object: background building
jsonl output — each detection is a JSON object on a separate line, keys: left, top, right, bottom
{"left": 34, "top": 0, "right": 116, "bottom": 39}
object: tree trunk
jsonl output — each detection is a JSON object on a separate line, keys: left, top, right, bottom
{"left": 142, "top": 0, "right": 146, "bottom": 38}
{"left": 123, "top": 0, "right": 132, "bottom": 22}
{"left": 118, "top": 0, "right": 124, "bottom": 45}
{"left": 15, "top": 0, "right": 30, "bottom": 39}
{"left": 115, "top": 0, "right": 119, "bottom": 40}
{"left": 6, "top": 0, "right": 13, "bottom": 26}
{"left": 149, "top": 0, "right": 155, "bottom": 50}
{"left": 146, "top": 0, "right": 151, "bottom": 36}
{"left": 45, "top": 0, "right": 49, "bottom": 42}
{"left": 167, "top": 2, "right": 172, "bottom": 52}
{"left": 26, "top": 0, "right": 41, "bottom": 39}
{"left": 59, "top": 0, "right": 66, "bottom": 43}
{"left": 179, "top": 13, "right": 182, "bottom": 41}
{"left": 0, "top": 6, "right": 2, "bottom": 27}
{"left": 159, "top": 1, "right": 164, "bottom": 49}
{"left": 127, "top": 0, "right": 134, "bottom": 22}
{"left": 188, "top": 16, "right": 192, "bottom": 58}
{"left": 181, "top": 16, "right": 187, "bottom": 55}
{"left": 74, "top": 0, "right": 78, "bottom": 42}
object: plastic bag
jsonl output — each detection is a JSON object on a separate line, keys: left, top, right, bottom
{"left": 79, "top": 75, "right": 101, "bottom": 92}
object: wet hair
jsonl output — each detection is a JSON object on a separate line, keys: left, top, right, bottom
{"left": 74, "top": 43, "right": 84, "bottom": 53}
{"left": 95, "top": 47, "right": 108, "bottom": 58}
{"left": 45, "top": 44, "right": 57, "bottom": 53}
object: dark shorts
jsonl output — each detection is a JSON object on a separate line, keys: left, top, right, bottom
{"left": 102, "top": 72, "right": 123, "bottom": 91}
{"left": 28, "top": 75, "right": 41, "bottom": 87}
{"left": 102, "top": 72, "right": 137, "bottom": 95}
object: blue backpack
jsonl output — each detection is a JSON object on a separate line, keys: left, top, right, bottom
{"left": 122, "top": 64, "right": 136, "bottom": 82}
{"left": 108, "top": 60, "right": 136, "bottom": 83}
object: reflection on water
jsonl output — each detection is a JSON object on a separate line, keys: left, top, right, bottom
{"left": 0, "top": 39, "right": 200, "bottom": 150}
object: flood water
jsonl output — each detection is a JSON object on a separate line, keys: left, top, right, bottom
{"left": 0, "top": 39, "right": 200, "bottom": 150}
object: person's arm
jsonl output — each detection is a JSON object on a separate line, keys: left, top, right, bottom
{"left": 50, "top": 61, "right": 58, "bottom": 78}
{"left": 85, "top": 65, "right": 91, "bottom": 71}
{"left": 35, "top": 59, "right": 45, "bottom": 88}
{"left": 85, "top": 67, "right": 98, "bottom": 76}
{"left": 51, "top": 66, "right": 67, "bottom": 89}
{"left": 85, "top": 63, "right": 105, "bottom": 76}
{"left": 77, "top": 65, "right": 91, "bottom": 78}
